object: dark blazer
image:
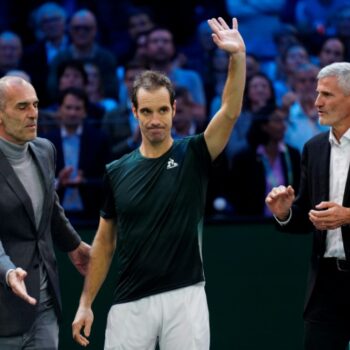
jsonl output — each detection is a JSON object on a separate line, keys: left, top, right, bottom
{"left": 229, "top": 144, "right": 301, "bottom": 216}
{"left": 44, "top": 124, "right": 111, "bottom": 219}
{"left": 0, "top": 137, "right": 81, "bottom": 336}
{"left": 101, "top": 105, "right": 135, "bottom": 160}
{"left": 277, "top": 131, "right": 350, "bottom": 312}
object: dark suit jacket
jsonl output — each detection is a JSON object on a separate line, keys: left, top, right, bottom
{"left": 44, "top": 124, "right": 111, "bottom": 220}
{"left": 229, "top": 144, "right": 301, "bottom": 216}
{"left": 277, "top": 131, "right": 350, "bottom": 313}
{"left": 101, "top": 105, "right": 135, "bottom": 160}
{"left": 0, "top": 137, "right": 81, "bottom": 336}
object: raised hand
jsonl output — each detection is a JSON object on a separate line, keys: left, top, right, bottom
{"left": 7, "top": 268, "right": 37, "bottom": 305}
{"left": 207, "top": 17, "right": 245, "bottom": 54}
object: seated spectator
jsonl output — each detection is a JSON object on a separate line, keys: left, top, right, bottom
{"left": 262, "top": 23, "right": 300, "bottom": 81}
{"left": 172, "top": 87, "right": 199, "bottom": 138}
{"left": 43, "top": 87, "right": 111, "bottom": 227}
{"left": 42, "top": 59, "right": 105, "bottom": 131}
{"left": 48, "top": 9, "right": 117, "bottom": 102}
{"left": 0, "top": 31, "right": 23, "bottom": 77}
{"left": 283, "top": 63, "right": 328, "bottom": 153}
{"left": 118, "top": 6, "right": 156, "bottom": 65}
{"left": 145, "top": 27, "right": 207, "bottom": 126}
{"left": 273, "top": 43, "right": 310, "bottom": 105}
{"left": 84, "top": 61, "right": 118, "bottom": 113}
{"left": 226, "top": 72, "right": 276, "bottom": 161}
{"left": 229, "top": 108, "right": 300, "bottom": 218}
{"left": 317, "top": 37, "right": 345, "bottom": 68}
{"left": 101, "top": 61, "right": 145, "bottom": 160}
{"left": 22, "top": 2, "right": 68, "bottom": 107}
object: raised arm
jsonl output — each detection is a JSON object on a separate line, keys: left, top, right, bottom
{"left": 72, "top": 217, "right": 117, "bottom": 347}
{"left": 204, "top": 17, "right": 246, "bottom": 160}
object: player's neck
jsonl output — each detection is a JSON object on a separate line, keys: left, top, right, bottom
{"left": 140, "top": 138, "right": 173, "bottom": 158}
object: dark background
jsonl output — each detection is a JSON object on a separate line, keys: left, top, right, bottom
{"left": 56, "top": 222, "right": 311, "bottom": 350}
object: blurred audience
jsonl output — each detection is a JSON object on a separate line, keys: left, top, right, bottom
{"left": 225, "top": 0, "right": 285, "bottom": 60}
{"left": 43, "top": 87, "right": 110, "bottom": 226}
{"left": 48, "top": 9, "right": 117, "bottom": 103}
{"left": 101, "top": 61, "right": 144, "bottom": 160}
{"left": 23, "top": 2, "right": 68, "bottom": 107}
{"left": 229, "top": 107, "right": 300, "bottom": 218}
{"left": 84, "top": 61, "right": 118, "bottom": 113}
{"left": 0, "top": 31, "right": 23, "bottom": 77}
{"left": 226, "top": 72, "right": 276, "bottom": 161}
{"left": 283, "top": 63, "right": 328, "bottom": 153}
{"left": 273, "top": 43, "right": 310, "bottom": 105}
{"left": 145, "top": 27, "right": 207, "bottom": 126}
{"left": 317, "top": 37, "right": 345, "bottom": 68}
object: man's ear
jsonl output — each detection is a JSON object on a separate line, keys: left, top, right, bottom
{"left": 132, "top": 105, "right": 138, "bottom": 119}
{"left": 172, "top": 100, "right": 176, "bottom": 118}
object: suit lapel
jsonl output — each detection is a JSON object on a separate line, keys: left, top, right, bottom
{"left": 0, "top": 149, "right": 36, "bottom": 228}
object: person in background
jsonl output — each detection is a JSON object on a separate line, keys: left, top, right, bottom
{"left": 0, "top": 76, "right": 90, "bottom": 349}
{"left": 23, "top": 2, "right": 68, "bottom": 107}
{"left": 84, "top": 61, "right": 118, "bottom": 113}
{"left": 145, "top": 26, "right": 207, "bottom": 126}
{"left": 317, "top": 37, "right": 345, "bottom": 68}
{"left": 44, "top": 87, "right": 111, "bottom": 227}
{"left": 226, "top": 72, "right": 276, "bottom": 161}
{"left": 283, "top": 63, "right": 328, "bottom": 153}
{"left": 48, "top": 9, "right": 117, "bottom": 103}
{"left": 0, "top": 31, "right": 23, "bottom": 77}
{"left": 101, "top": 61, "right": 145, "bottom": 160}
{"left": 229, "top": 107, "right": 300, "bottom": 217}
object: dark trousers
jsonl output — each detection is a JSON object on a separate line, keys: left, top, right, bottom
{"left": 0, "top": 298, "right": 58, "bottom": 350}
{"left": 304, "top": 258, "right": 350, "bottom": 350}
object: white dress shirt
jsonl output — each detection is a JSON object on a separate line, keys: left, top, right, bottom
{"left": 324, "top": 129, "right": 350, "bottom": 258}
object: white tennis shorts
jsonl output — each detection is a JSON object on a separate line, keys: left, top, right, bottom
{"left": 104, "top": 283, "right": 210, "bottom": 350}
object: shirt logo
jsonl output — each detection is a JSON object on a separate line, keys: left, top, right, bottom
{"left": 166, "top": 158, "right": 178, "bottom": 170}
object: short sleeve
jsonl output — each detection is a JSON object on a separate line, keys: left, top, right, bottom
{"left": 100, "top": 173, "right": 118, "bottom": 219}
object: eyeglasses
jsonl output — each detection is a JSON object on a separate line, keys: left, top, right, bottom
{"left": 71, "top": 25, "right": 94, "bottom": 33}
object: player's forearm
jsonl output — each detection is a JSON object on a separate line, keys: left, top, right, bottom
{"left": 79, "top": 232, "right": 116, "bottom": 307}
{"left": 220, "top": 52, "right": 246, "bottom": 121}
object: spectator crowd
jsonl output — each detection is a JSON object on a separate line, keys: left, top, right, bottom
{"left": 1, "top": 0, "right": 349, "bottom": 225}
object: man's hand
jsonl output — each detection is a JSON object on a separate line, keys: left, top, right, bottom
{"left": 68, "top": 242, "right": 91, "bottom": 276}
{"left": 7, "top": 268, "right": 37, "bottom": 305}
{"left": 72, "top": 306, "right": 93, "bottom": 347}
{"left": 309, "top": 201, "right": 350, "bottom": 230}
{"left": 207, "top": 17, "right": 245, "bottom": 55}
{"left": 265, "top": 185, "right": 295, "bottom": 220}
